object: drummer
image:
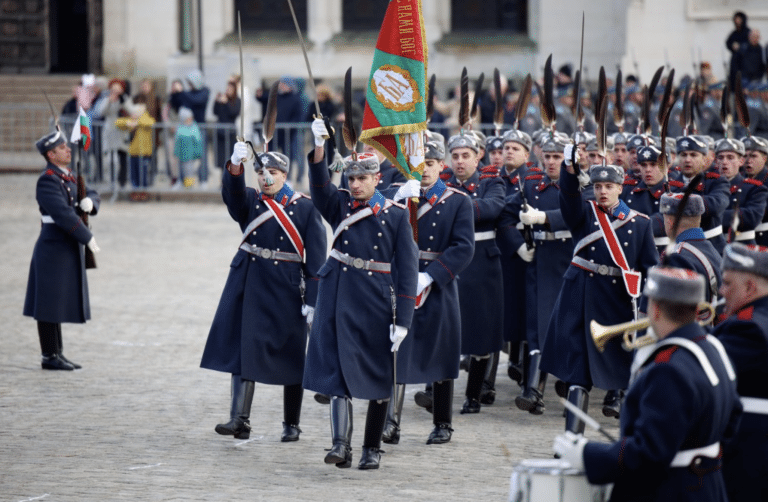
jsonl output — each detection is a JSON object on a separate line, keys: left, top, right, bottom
{"left": 554, "top": 266, "right": 742, "bottom": 501}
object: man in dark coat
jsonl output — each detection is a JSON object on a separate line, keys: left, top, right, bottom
{"left": 622, "top": 144, "right": 671, "bottom": 253}
{"left": 200, "top": 145, "right": 326, "bottom": 443}
{"left": 379, "top": 138, "right": 475, "bottom": 445}
{"left": 24, "top": 130, "right": 101, "bottom": 370}
{"left": 302, "top": 118, "right": 418, "bottom": 470}
{"left": 714, "top": 243, "right": 768, "bottom": 502}
{"left": 555, "top": 266, "right": 741, "bottom": 502}
{"left": 743, "top": 136, "right": 768, "bottom": 246}
{"left": 340, "top": 142, "right": 407, "bottom": 191}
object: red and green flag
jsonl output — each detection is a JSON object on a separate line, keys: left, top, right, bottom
{"left": 70, "top": 106, "right": 91, "bottom": 151}
{"left": 359, "top": 0, "right": 428, "bottom": 181}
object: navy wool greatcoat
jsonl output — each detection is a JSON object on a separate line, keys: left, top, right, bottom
{"left": 445, "top": 168, "right": 506, "bottom": 355}
{"left": 750, "top": 167, "right": 768, "bottom": 246}
{"left": 714, "top": 295, "right": 768, "bottom": 502}
{"left": 722, "top": 173, "right": 768, "bottom": 245}
{"left": 24, "top": 164, "right": 100, "bottom": 323}
{"left": 584, "top": 323, "right": 741, "bottom": 502}
{"left": 302, "top": 156, "right": 418, "bottom": 401}
{"left": 668, "top": 170, "right": 729, "bottom": 254}
{"left": 383, "top": 180, "right": 475, "bottom": 383}
{"left": 200, "top": 167, "right": 326, "bottom": 385}
{"left": 540, "top": 163, "right": 659, "bottom": 391}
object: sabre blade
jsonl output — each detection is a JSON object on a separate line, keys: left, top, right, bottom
{"left": 286, "top": 0, "right": 321, "bottom": 117}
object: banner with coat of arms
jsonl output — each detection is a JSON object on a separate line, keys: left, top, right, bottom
{"left": 359, "top": 0, "right": 427, "bottom": 181}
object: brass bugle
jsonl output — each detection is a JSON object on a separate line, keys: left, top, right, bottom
{"left": 590, "top": 301, "right": 716, "bottom": 353}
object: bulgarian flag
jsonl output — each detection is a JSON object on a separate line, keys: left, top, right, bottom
{"left": 359, "top": 0, "right": 427, "bottom": 181}
{"left": 70, "top": 106, "right": 91, "bottom": 151}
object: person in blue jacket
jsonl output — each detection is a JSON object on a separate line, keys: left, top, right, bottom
{"left": 714, "top": 243, "right": 768, "bottom": 502}
{"left": 555, "top": 266, "right": 742, "bottom": 502}
{"left": 742, "top": 136, "right": 768, "bottom": 246}
{"left": 24, "top": 130, "right": 101, "bottom": 371}
{"left": 379, "top": 137, "right": 475, "bottom": 446}
{"left": 621, "top": 144, "right": 670, "bottom": 252}
{"left": 200, "top": 144, "right": 326, "bottom": 443}
{"left": 302, "top": 118, "right": 418, "bottom": 470}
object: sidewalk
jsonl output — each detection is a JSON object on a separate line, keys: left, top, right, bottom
{"left": 0, "top": 173, "right": 620, "bottom": 502}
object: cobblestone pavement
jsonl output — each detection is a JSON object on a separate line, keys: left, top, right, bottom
{"left": 0, "top": 174, "right": 620, "bottom": 502}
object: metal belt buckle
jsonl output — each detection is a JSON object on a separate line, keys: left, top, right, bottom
{"left": 597, "top": 264, "right": 609, "bottom": 275}
{"left": 261, "top": 248, "right": 272, "bottom": 259}
{"left": 352, "top": 257, "right": 365, "bottom": 269}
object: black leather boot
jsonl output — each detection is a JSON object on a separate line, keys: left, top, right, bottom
{"left": 602, "top": 389, "right": 624, "bottom": 419}
{"left": 461, "top": 356, "right": 489, "bottom": 414}
{"left": 215, "top": 375, "right": 255, "bottom": 439}
{"left": 564, "top": 385, "right": 589, "bottom": 434}
{"left": 314, "top": 393, "right": 330, "bottom": 405}
{"left": 325, "top": 396, "right": 353, "bottom": 468}
{"left": 281, "top": 384, "right": 303, "bottom": 442}
{"left": 38, "top": 322, "right": 74, "bottom": 371}
{"left": 479, "top": 351, "right": 499, "bottom": 405}
{"left": 554, "top": 379, "right": 569, "bottom": 399}
{"left": 381, "top": 384, "right": 405, "bottom": 444}
{"left": 428, "top": 379, "right": 453, "bottom": 444}
{"left": 459, "top": 354, "right": 470, "bottom": 372}
{"left": 507, "top": 340, "right": 527, "bottom": 384}
{"left": 55, "top": 323, "right": 81, "bottom": 369}
{"left": 359, "top": 400, "right": 388, "bottom": 470}
{"left": 515, "top": 350, "right": 547, "bottom": 415}
{"left": 414, "top": 383, "right": 433, "bottom": 413}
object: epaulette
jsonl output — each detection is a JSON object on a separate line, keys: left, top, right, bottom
{"left": 631, "top": 211, "right": 650, "bottom": 219}
{"left": 737, "top": 305, "right": 755, "bottom": 321}
{"left": 623, "top": 178, "right": 639, "bottom": 186}
{"left": 480, "top": 165, "right": 499, "bottom": 174}
{"left": 479, "top": 173, "right": 497, "bottom": 180}
{"left": 654, "top": 346, "right": 678, "bottom": 364}
{"left": 668, "top": 179, "right": 685, "bottom": 189}
{"left": 705, "top": 172, "right": 720, "bottom": 179}
{"left": 45, "top": 169, "right": 56, "bottom": 176}
{"left": 388, "top": 199, "right": 407, "bottom": 210}
{"left": 439, "top": 172, "right": 452, "bottom": 181}
{"left": 527, "top": 166, "right": 543, "bottom": 173}
{"left": 743, "top": 178, "right": 763, "bottom": 187}
{"left": 525, "top": 174, "right": 543, "bottom": 181}
{"left": 446, "top": 186, "right": 469, "bottom": 197}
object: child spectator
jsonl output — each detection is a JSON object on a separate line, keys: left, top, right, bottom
{"left": 115, "top": 102, "right": 156, "bottom": 188}
{"left": 174, "top": 107, "right": 203, "bottom": 188}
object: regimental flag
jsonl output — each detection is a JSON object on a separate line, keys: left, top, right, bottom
{"left": 70, "top": 106, "right": 91, "bottom": 151}
{"left": 359, "top": 0, "right": 427, "bottom": 181}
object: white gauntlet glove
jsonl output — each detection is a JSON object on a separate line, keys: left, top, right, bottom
{"left": 78, "top": 197, "right": 93, "bottom": 213}
{"left": 311, "top": 118, "right": 329, "bottom": 147}
{"left": 389, "top": 324, "right": 408, "bottom": 352}
{"left": 417, "top": 272, "right": 433, "bottom": 295}
{"left": 553, "top": 431, "right": 588, "bottom": 470}
{"left": 519, "top": 204, "right": 546, "bottom": 226}
{"left": 394, "top": 179, "right": 421, "bottom": 202}
{"left": 230, "top": 141, "right": 249, "bottom": 165}
{"left": 87, "top": 236, "right": 100, "bottom": 253}
{"left": 563, "top": 144, "right": 580, "bottom": 167}
{"left": 516, "top": 243, "right": 535, "bottom": 262}
{"left": 301, "top": 304, "right": 314, "bottom": 325}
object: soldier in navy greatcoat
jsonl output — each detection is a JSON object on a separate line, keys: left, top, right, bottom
{"left": 742, "top": 136, "right": 768, "bottom": 245}
{"left": 379, "top": 138, "right": 475, "bottom": 446}
{"left": 555, "top": 266, "right": 741, "bottom": 502}
{"left": 540, "top": 152, "right": 659, "bottom": 434}
{"left": 200, "top": 145, "right": 326, "bottom": 443}
{"left": 339, "top": 142, "right": 406, "bottom": 191}
{"left": 622, "top": 144, "right": 670, "bottom": 253}
{"left": 715, "top": 138, "right": 768, "bottom": 245}
{"left": 24, "top": 130, "right": 101, "bottom": 371}
{"left": 302, "top": 118, "right": 418, "bottom": 470}
{"left": 714, "top": 243, "right": 768, "bottom": 502}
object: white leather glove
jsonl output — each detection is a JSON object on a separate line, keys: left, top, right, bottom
{"left": 87, "top": 236, "right": 100, "bottom": 253}
{"left": 230, "top": 141, "right": 249, "bottom": 165}
{"left": 519, "top": 204, "right": 546, "bottom": 226}
{"left": 553, "top": 431, "right": 588, "bottom": 470}
{"left": 417, "top": 272, "right": 433, "bottom": 296}
{"left": 311, "top": 118, "right": 329, "bottom": 147}
{"left": 577, "top": 169, "right": 591, "bottom": 189}
{"left": 78, "top": 197, "right": 93, "bottom": 213}
{"left": 564, "top": 144, "right": 580, "bottom": 167}
{"left": 301, "top": 304, "right": 314, "bottom": 325}
{"left": 394, "top": 179, "right": 421, "bottom": 202}
{"left": 517, "top": 243, "right": 535, "bottom": 262}
{"left": 390, "top": 324, "right": 408, "bottom": 352}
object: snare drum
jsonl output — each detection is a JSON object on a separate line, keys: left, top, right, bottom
{"left": 509, "top": 459, "right": 612, "bottom": 502}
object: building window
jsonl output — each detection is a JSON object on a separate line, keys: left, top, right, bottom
{"left": 236, "top": 0, "right": 307, "bottom": 31}
{"left": 451, "top": 0, "right": 527, "bottom": 33}
{"left": 343, "top": 0, "right": 387, "bottom": 31}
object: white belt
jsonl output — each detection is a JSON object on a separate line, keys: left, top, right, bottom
{"left": 741, "top": 397, "right": 768, "bottom": 415}
{"left": 735, "top": 230, "right": 756, "bottom": 241}
{"left": 670, "top": 442, "right": 720, "bottom": 467}
{"left": 755, "top": 222, "right": 768, "bottom": 233}
{"left": 703, "top": 227, "right": 723, "bottom": 239}
{"left": 654, "top": 236, "right": 670, "bottom": 246}
{"left": 532, "top": 230, "right": 572, "bottom": 241}
{"left": 474, "top": 230, "right": 497, "bottom": 241}
{"left": 330, "top": 248, "right": 391, "bottom": 272}
{"left": 41, "top": 215, "right": 54, "bottom": 224}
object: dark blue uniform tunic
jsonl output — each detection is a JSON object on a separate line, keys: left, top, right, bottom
{"left": 668, "top": 170, "right": 730, "bottom": 254}
{"left": 663, "top": 228, "right": 722, "bottom": 305}
{"left": 622, "top": 178, "right": 667, "bottom": 252}
{"left": 749, "top": 167, "right": 768, "bottom": 246}
{"left": 721, "top": 173, "right": 768, "bottom": 245}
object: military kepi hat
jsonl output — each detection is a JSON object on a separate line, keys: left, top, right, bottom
{"left": 742, "top": 136, "right": 768, "bottom": 155}
{"left": 257, "top": 151, "right": 290, "bottom": 173}
{"left": 589, "top": 164, "right": 624, "bottom": 184}
{"left": 343, "top": 152, "right": 380, "bottom": 176}
{"left": 659, "top": 192, "right": 705, "bottom": 216}
{"left": 644, "top": 266, "right": 706, "bottom": 305}
{"left": 722, "top": 243, "right": 768, "bottom": 279}
{"left": 714, "top": 138, "right": 745, "bottom": 156}
{"left": 425, "top": 140, "right": 446, "bottom": 161}
{"left": 447, "top": 133, "right": 479, "bottom": 153}
{"left": 36, "top": 130, "right": 66, "bottom": 156}
{"left": 676, "top": 135, "right": 708, "bottom": 155}
{"left": 501, "top": 129, "right": 532, "bottom": 151}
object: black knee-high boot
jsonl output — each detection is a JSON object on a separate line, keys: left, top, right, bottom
{"left": 515, "top": 350, "right": 547, "bottom": 415}
{"left": 414, "top": 382, "right": 433, "bottom": 413}
{"left": 507, "top": 340, "right": 527, "bottom": 384}
{"left": 325, "top": 396, "right": 353, "bottom": 468}
{"left": 382, "top": 384, "right": 405, "bottom": 444}
{"left": 281, "top": 384, "right": 303, "bottom": 442}
{"left": 359, "top": 399, "right": 388, "bottom": 470}
{"left": 461, "top": 355, "right": 490, "bottom": 414}
{"left": 55, "top": 324, "right": 81, "bottom": 369}
{"left": 565, "top": 385, "right": 589, "bottom": 434}
{"left": 215, "top": 375, "right": 255, "bottom": 439}
{"left": 480, "top": 351, "right": 499, "bottom": 404}
{"left": 38, "top": 321, "right": 73, "bottom": 370}
{"left": 427, "top": 379, "right": 454, "bottom": 444}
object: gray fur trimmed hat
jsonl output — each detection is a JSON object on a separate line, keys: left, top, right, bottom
{"left": 257, "top": 151, "right": 290, "bottom": 173}
{"left": 425, "top": 140, "right": 446, "bottom": 161}
{"left": 612, "top": 132, "right": 630, "bottom": 146}
{"left": 501, "top": 129, "right": 532, "bottom": 151}
{"left": 742, "top": 136, "right": 768, "bottom": 155}
{"left": 585, "top": 136, "right": 615, "bottom": 153}
{"left": 628, "top": 134, "right": 655, "bottom": 151}
{"left": 714, "top": 138, "right": 746, "bottom": 156}
{"left": 589, "top": 164, "right": 624, "bottom": 184}
{"left": 722, "top": 243, "right": 768, "bottom": 279}
{"left": 486, "top": 135, "right": 504, "bottom": 152}
{"left": 643, "top": 266, "right": 706, "bottom": 305}
{"left": 36, "top": 130, "right": 66, "bottom": 156}
{"left": 447, "top": 133, "right": 479, "bottom": 153}
{"left": 343, "top": 152, "right": 380, "bottom": 176}
{"left": 637, "top": 145, "right": 662, "bottom": 164}
{"left": 541, "top": 135, "right": 569, "bottom": 153}
{"left": 660, "top": 192, "right": 705, "bottom": 216}
{"left": 425, "top": 130, "right": 445, "bottom": 145}
{"left": 470, "top": 130, "right": 487, "bottom": 150}
{"left": 572, "top": 131, "right": 594, "bottom": 146}
{"left": 676, "top": 135, "right": 708, "bottom": 155}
